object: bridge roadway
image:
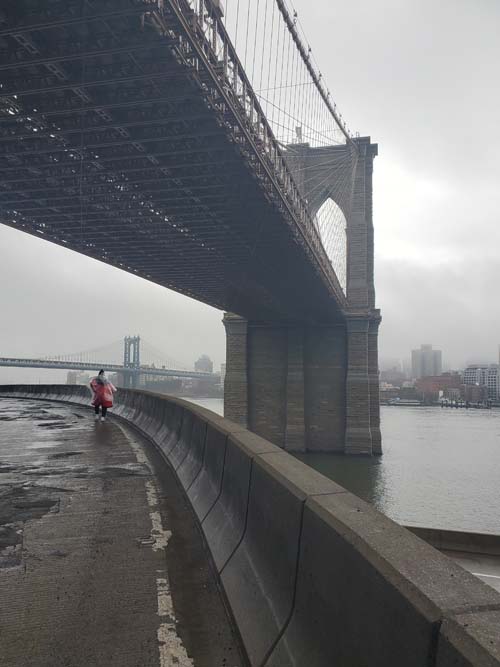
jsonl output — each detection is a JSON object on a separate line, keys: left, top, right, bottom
{"left": 0, "top": 398, "right": 246, "bottom": 667}
{"left": 0, "top": 357, "right": 214, "bottom": 380}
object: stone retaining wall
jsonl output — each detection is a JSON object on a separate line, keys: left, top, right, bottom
{"left": 1, "top": 385, "right": 499, "bottom": 667}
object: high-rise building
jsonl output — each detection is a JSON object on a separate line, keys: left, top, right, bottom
{"left": 194, "top": 354, "right": 213, "bottom": 374}
{"left": 463, "top": 365, "right": 499, "bottom": 400}
{"left": 411, "top": 345, "right": 442, "bottom": 379}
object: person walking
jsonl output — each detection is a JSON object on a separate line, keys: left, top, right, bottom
{"left": 90, "top": 369, "right": 116, "bottom": 422}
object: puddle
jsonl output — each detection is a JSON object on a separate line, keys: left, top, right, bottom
{"left": 0, "top": 525, "right": 20, "bottom": 549}
{"left": 22, "top": 463, "right": 148, "bottom": 479}
{"left": 48, "top": 452, "right": 83, "bottom": 460}
{"left": 0, "top": 464, "right": 21, "bottom": 474}
{"left": 13, "top": 497, "right": 59, "bottom": 510}
{"left": 0, "top": 525, "right": 23, "bottom": 569}
{"left": 0, "top": 483, "right": 70, "bottom": 569}
{"left": 24, "top": 465, "right": 89, "bottom": 477}
{"left": 0, "top": 483, "right": 64, "bottom": 523}
{"left": 98, "top": 463, "right": 149, "bottom": 478}
{"left": 27, "top": 442, "right": 60, "bottom": 450}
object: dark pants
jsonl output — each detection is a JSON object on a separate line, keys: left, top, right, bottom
{"left": 94, "top": 405, "right": 108, "bottom": 417}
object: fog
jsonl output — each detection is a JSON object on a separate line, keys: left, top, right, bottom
{"left": 1, "top": 0, "right": 499, "bottom": 381}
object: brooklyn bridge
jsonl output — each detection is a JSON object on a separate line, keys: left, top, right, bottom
{"left": 0, "top": 0, "right": 380, "bottom": 455}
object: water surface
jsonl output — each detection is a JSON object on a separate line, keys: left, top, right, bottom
{"left": 187, "top": 399, "right": 500, "bottom": 533}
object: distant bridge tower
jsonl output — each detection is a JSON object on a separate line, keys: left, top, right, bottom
{"left": 223, "top": 137, "right": 381, "bottom": 456}
{"left": 123, "top": 336, "right": 141, "bottom": 388}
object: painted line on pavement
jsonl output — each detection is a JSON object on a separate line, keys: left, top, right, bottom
{"left": 120, "top": 423, "right": 195, "bottom": 667}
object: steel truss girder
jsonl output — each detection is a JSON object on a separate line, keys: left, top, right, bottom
{"left": 0, "top": 67, "right": 197, "bottom": 99}
{"left": 0, "top": 5, "right": 156, "bottom": 39}
{"left": 0, "top": 128, "right": 225, "bottom": 158}
{"left": 0, "top": 92, "right": 201, "bottom": 123}
{"left": 0, "top": 185, "right": 231, "bottom": 206}
{"left": 0, "top": 113, "right": 211, "bottom": 144}
{"left": 0, "top": 39, "right": 180, "bottom": 72}
{"left": 0, "top": 144, "right": 232, "bottom": 173}
{"left": 0, "top": 179, "right": 232, "bottom": 199}
{"left": 0, "top": 158, "right": 240, "bottom": 184}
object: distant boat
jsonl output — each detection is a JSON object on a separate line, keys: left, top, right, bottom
{"left": 387, "top": 398, "right": 422, "bottom": 407}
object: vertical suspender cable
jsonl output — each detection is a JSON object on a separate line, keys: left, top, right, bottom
{"left": 251, "top": 0, "right": 260, "bottom": 85}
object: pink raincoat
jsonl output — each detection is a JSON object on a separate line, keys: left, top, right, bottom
{"left": 90, "top": 377, "right": 116, "bottom": 408}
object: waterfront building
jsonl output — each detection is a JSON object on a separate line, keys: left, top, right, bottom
{"left": 411, "top": 344, "right": 442, "bottom": 379}
{"left": 462, "top": 365, "right": 499, "bottom": 400}
{"left": 379, "top": 383, "right": 400, "bottom": 404}
{"left": 416, "top": 373, "right": 461, "bottom": 399}
{"left": 462, "top": 383, "right": 488, "bottom": 403}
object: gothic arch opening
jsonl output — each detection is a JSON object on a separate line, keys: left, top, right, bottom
{"left": 315, "top": 198, "right": 347, "bottom": 294}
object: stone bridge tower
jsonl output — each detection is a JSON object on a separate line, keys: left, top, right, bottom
{"left": 223, "top": 137, "right": 381, "bottom": 455}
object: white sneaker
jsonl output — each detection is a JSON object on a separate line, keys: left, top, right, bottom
{"left": 94, "top": 414, "right": 99, "bottom": 421}
{"left": 100, "top": 416, "right": 106, "bottom": 422}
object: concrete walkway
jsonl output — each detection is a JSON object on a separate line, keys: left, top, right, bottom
{"left": 0, "top": 398, "right": 246, "bottom": 667}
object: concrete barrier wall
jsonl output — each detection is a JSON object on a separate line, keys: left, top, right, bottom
{"left": 1, "top": 385, "right": 499, "bottom": 667}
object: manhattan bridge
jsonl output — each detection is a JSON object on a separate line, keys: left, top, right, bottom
{"left": 0, "top": 0, "right": 380, "bottom": 455}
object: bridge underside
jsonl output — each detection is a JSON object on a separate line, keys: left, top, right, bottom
{"left": 1, "top": 0, "right": 382, "bottom": 454}
{"left": 0, "top": 0, "right": 344, "bottom": 324}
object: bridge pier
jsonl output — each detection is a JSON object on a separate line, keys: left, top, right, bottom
{"left": 284, "top": 328, "right": 306, "bottom": 451}
{"left": 224, "top": 315, "right": 352, "bottom": 453}
{"left": 224, "top": 313, "right": 380, "bottom": 454}
{"left": 223, "top": 314, "right": 249, "bottom": 428}
{"left": 344, "top": 315, "right": 372, "bottom": 455}
{"left": 368, "top": 313, "right": 382, "bottom": 455}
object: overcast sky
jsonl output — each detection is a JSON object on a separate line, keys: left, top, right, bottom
{"left": 1, "top": 0, "right": 499, "bottom": 383}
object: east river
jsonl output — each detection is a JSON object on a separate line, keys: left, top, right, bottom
{"left": 188, "top": 400, "right": 500, "bottom": 534}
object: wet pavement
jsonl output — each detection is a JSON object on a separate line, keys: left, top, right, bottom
{"left": 0, "top": 398, "right": 247, "bottom": 667}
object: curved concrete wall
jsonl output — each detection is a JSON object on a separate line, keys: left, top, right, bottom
{"left": 1, "top": 385, "right": 499, "bottom": 667}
